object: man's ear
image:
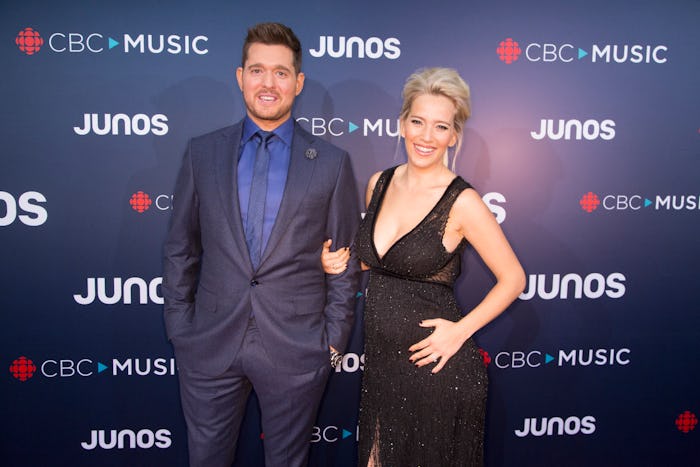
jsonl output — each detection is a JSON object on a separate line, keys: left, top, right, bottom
{"left": 236, "top": 67, "right": 244, "bottom": 91}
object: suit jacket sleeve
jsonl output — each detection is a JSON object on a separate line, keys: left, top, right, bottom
{"left": 162, "top": 140, "right": 201, "bottom": 340}
{"left": 324, "top": 151, "right": 362, "bottom": 352}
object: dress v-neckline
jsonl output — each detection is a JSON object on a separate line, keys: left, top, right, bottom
{"left": 371, "top": 167, "right": 460, "bottom": 262}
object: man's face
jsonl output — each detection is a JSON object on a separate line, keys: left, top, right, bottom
{"left": 236, "top": 43, "right": 305, "bottom": 131}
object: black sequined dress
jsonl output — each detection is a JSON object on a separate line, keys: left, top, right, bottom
{"left": 354, "top": 166, "right": 487, "bottom": 467}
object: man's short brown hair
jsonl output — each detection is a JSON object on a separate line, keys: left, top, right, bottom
{"left": 241, "top": 22, "right": 302, "bottom": 74}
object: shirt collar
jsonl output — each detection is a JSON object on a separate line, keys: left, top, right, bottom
{"left": 242, "top": 116, "right": 294, "bottom": 147}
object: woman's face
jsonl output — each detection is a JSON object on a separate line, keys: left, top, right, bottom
{"left": 401, "top": 93, "right": 457, "bottom": 169}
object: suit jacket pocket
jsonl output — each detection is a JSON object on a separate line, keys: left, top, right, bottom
{"left": 170, "top": 286, "right": 217, "bottom": 341}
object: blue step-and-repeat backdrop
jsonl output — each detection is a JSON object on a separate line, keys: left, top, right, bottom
{"left": 2, "top": 1, "right": 698, "bottom": 466}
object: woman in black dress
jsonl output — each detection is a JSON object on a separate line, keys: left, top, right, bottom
{"left": 322, "top": 67, "right": 525, "bottom": 466}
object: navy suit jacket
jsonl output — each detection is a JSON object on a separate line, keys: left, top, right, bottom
{"left": 163, "top": 119, "right": 361, "bottom": 376}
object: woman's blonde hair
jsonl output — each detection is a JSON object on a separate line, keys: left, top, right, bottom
{"left": 399, "top": 67, "right": 471, "bottom": 168}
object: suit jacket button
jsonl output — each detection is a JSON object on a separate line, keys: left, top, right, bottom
{"left": 250, "top": 279, "right": 259, "bottom": 287}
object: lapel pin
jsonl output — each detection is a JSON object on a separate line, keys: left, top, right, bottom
{"left": 305, "top": 148, "right": 317, "bottom": 160}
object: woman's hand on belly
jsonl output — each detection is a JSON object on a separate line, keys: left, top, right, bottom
{"left": 408, "top": 318, "right": 470, "bottom": 374}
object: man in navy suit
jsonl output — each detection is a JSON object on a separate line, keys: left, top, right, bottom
{"left": 163, "top": 22, "right": 360, "bottom": 467}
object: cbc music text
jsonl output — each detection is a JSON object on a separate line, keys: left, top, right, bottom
{"left": 46, "top": 33, "right": 208, "bottom": 54}
{"left": 522, "top": 43, "right": 667, "bottom": 64}
{"left": 515, "top": 416, "right": 596, "bottom": 437}
{"left": 80, "top": 429, "right": 172, "bottom": 450}
{"left": 308, "top": 36, "right": 400, "bottom": 59}
{"left": 0, "top": 191, "right": 47, "bottom": 226}
{"left": 494, "top": 348, "right": 631, "bottom": 369}
{"left": 73, "top": 113, "right": 169, "bottom": 136}
{"left": 519, "top": 272, "right": 626, "bottom": 300}
{"left": 531, "top": 119, "right": 615, "bottom": 141}
{"left": 296, "top": 117, "right": 400, "bottom": 137}
{"left": 598, "top": 194, "right": 700, "bottom": 211}
{"left": 37, "top": 358, "right": 176, "bottom": 377}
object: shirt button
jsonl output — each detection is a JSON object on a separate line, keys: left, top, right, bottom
{"left": 250, "top": 279, "right": 259, "bottom": 287}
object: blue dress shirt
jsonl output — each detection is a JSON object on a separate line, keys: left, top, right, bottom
{"left": 237, "top": 117, "right": 292, "bottom": 260}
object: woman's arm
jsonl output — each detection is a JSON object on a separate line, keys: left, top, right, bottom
{"left": 321, "top": 171, "right": 382, "bottom": 273}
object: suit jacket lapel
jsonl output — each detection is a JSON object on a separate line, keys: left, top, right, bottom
{"left": 214, "top": 122, "right": 253, "bottom": 268}
{"left": 259, "top": 122, "right": 316, "bottom": 266}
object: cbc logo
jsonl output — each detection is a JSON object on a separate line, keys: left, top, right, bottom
{"left": 494, "top": 348, "right": 631, "bottom": 369}
{"left": 10, "top": 357, "right": 99, "bottom": 380}
{"left": 497, "top": 37, "right": 667, "bottom": 64}
{"left": 73, "top": 277, "right": 163, "bottom": 305}
{"left": 309, "top": 35, "right": 400, "bottom": 59}
{"left": 9, "top": 356, "right": 37, "bottom": 381}
{"left": 74, "top": 113, "right": 169, "bottom": 136}
{"left": 515, "top": 416, "right": 596, "bottom": 437}
{"left": 16, "top": 28, "right": 208, "bottom": 55}
{"left": 15, "top": 27, "right": 43, "bottom": 55}
{"left": 0, "top": 191, "right": 47, "bottom": 227}
{"left": 81, "top": 429, "right": 172, "bottom": 450}
{"left": 130, "top": 192, "right": 173, "bottom": 213}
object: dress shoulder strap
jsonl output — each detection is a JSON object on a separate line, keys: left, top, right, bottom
{"left": 366, "top": 166, "right": 398, "bottom": 211}
{"left": 432, "top": 176, "right": 473, "bottom": 217}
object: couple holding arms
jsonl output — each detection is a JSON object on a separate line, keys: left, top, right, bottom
{"left": 163, "top": 22, "right": 525, "bottom": 467}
